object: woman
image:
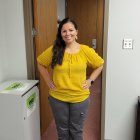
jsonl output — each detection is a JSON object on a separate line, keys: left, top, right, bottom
{"left": 37, "top": 17, "right": 104, "bottom": 140}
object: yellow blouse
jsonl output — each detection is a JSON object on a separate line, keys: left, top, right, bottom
{"left": 37, "top": 44, "right": 104, "bottom": 103}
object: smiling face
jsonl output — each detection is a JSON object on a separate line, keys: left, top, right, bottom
{"left": 61, "top": 22, "right": 78, "bottom": 45}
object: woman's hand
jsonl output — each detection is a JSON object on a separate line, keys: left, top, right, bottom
{"left": 37, "top": 63, "right": 56, "bottom": 89}
{"left": 82, "top": 65, "right": 103, "bottom": 89}
{"left": 82, "top": 79, "right": 92, "bottom": 89}
{"left": 47, "top": 80, "right": 56, "bottom": 89}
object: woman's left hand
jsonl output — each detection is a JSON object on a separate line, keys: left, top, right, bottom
{"left": 82, "top": 79, "right": 91, "bottom": 89}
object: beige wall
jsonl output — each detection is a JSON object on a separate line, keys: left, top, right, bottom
{"left": 0, "top": 0, "right": 27, "bottom": 82}
{"left": 102, "top": 0, "right": 140, "bottom": 139}
{"left": 57, "top": 0, "right": 65, "bottom": 21}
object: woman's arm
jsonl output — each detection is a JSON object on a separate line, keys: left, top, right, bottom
{"left": 82, "top": 65, "right": 103, "bottom": 89}
{"left": 37, "top": 63, "right": 56, "bottom": 89}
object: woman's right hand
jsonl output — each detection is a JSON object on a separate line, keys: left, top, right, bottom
{"left": 37, "top": 63, "right": 56, "bottom": 89}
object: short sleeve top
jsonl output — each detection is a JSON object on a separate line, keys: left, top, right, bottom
{"left": 37, "top": 44, "right": 104, "bottom": 103}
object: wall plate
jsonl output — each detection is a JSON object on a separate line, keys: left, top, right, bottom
{"left": 123, "top": 38, "right": 133, "bottom": 49}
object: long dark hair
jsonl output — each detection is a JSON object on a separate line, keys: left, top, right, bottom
{"left": 51, "top": 17, "right": 78, "bottom": 68}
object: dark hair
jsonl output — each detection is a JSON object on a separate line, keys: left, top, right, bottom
{"left": 51, "top": 17, "right": 78, "bottom": 68}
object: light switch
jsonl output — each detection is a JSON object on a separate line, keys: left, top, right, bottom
{"left": 123, "top": 38, "right": 133, "bottom": 49}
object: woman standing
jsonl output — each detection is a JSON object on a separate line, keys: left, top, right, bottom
{"left": 37, "top": 17, "right": 104, "bottom": 140}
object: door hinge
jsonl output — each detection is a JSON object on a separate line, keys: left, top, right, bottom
{"left": 92, "top": 39, "right": 96, "bottom": 49}
{"left": 32, "top": 28, "right": 37, "bottom": 37}
{"left": 65, "top": 0, "right": 67, "bottom": 7}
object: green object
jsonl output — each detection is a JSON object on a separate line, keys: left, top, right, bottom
{"left": 26, "top": 93, "right": 36, "bottom": 109}
{"left": 5, "top": 82, "right": 24, "bottom": 90}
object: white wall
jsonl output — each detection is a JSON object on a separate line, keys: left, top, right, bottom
{"left": 103, "top": 0, "right": 140, "bottom": 140}
{"left": 0, "top": 0, "right": 8, "bottom": 82}
{"left": 57, "top": 0, "right": 65, "bottom": 21}
{"left": 0, "top": 0, "right": 27, "bottom": 82}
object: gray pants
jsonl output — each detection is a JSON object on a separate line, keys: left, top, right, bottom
{"left": 48, "top": 96, "right": 89, "bottom": 140}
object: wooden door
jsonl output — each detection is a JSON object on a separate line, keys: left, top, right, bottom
{"left": 66, "top": 0, "right": 104, "bottom": 76}
{"left": 33, "top": 0, "right": 57, "bottom": 135}
{"left": 66, "top": 0, "right": 104, "bottom": 57}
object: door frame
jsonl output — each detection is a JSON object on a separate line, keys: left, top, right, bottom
{"left": 101, "top": 0, "right": 109, "bottom": 139}
{"left": 23, "top": 0, "right": 109, "bottom": 139}
{"left": 23, "top": 0, "right": 35, "bottom": 79}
